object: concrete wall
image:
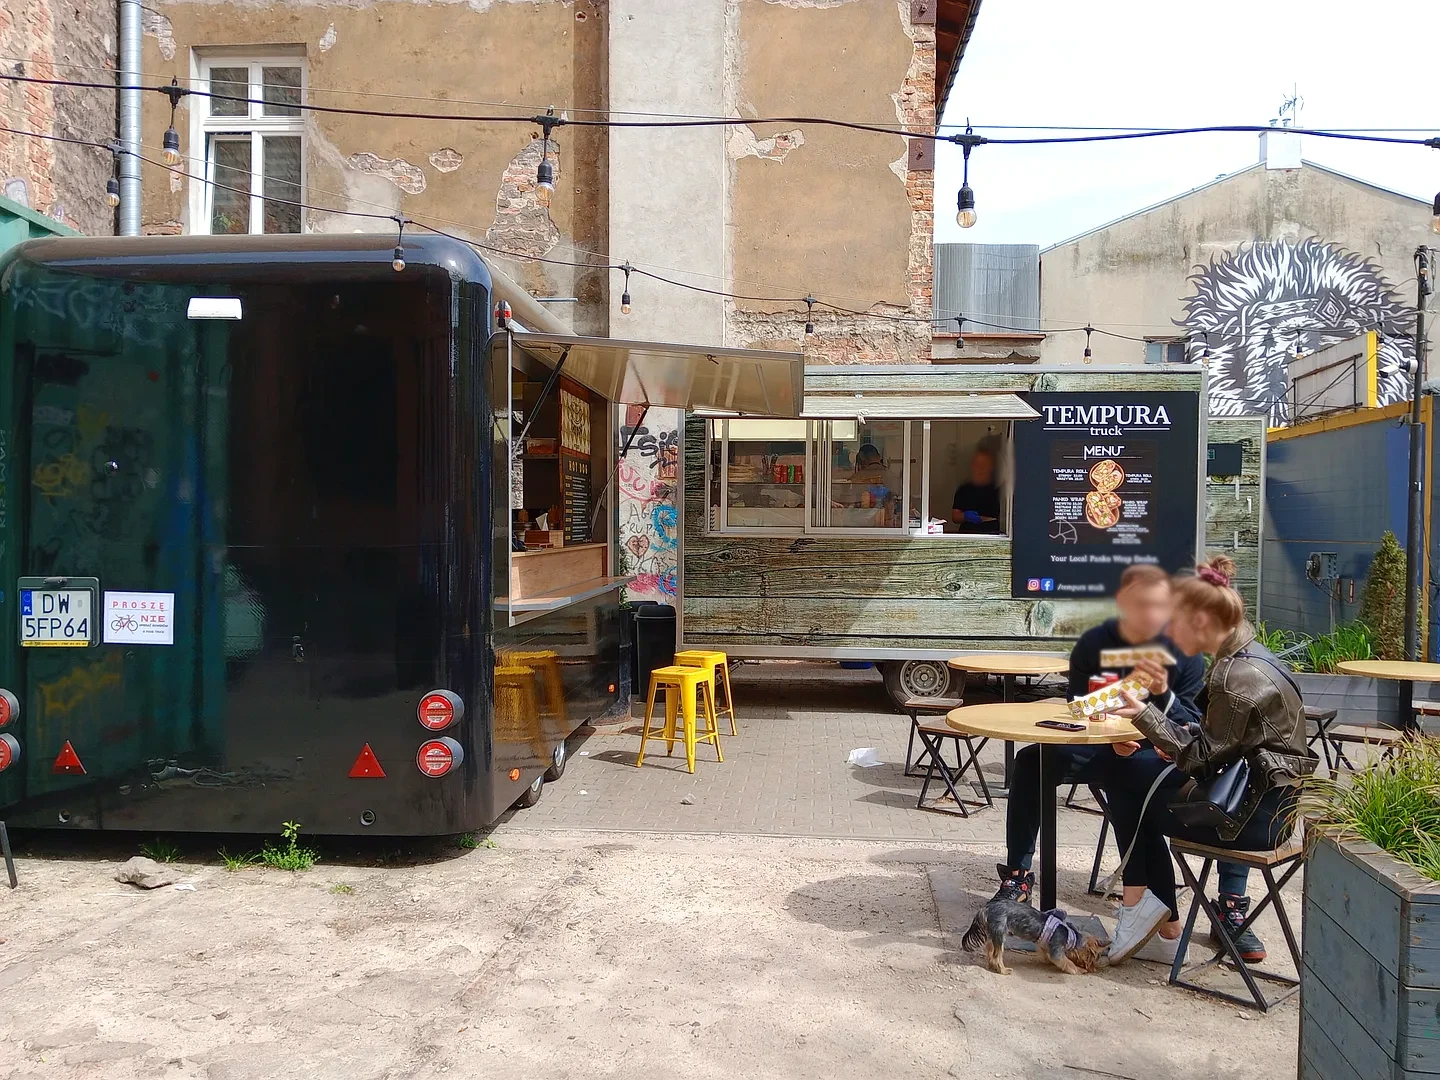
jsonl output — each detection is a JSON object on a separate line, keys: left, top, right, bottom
{"left": 1039, "top": 154, "right": 1438, "bottom": 422}
{"left": 0, "top": 0, "right": 118, "bottom": 235}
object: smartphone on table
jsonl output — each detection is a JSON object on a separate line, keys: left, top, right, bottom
{"left": 1035, "top": 720, "right": 1086, "bottom": 732}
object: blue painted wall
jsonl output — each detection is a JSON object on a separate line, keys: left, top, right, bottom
{"left": 1263, "top": 410, "right": 1432, "bottom": 655}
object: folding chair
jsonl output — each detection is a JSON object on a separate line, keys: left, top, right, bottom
{"left": 913, "top": 720, "right": 992, "bottom": 818}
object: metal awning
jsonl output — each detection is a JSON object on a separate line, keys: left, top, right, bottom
{"left": 509, "top": 331, "right": 804, "bottom": 417}
{"left": 800, "top": 392, "right": 1039, "bottom": 420}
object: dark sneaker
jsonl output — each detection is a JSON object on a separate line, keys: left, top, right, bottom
{"left": 991, "top": 863, "right": 1034, "bottom": 905}
{"left": 1209, "top": 894, "right": 1266, "bottom": 962}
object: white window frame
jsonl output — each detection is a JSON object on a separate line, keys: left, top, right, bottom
{"left": 705, "top": 418, "right": 1012, "bottom": 540}
{"left": 188, "top": 53, "right": 307, "bottom": 236}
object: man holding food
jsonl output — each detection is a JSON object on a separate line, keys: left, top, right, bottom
{"left": 989, "top": 563, "right": 1246, "bottom": 962}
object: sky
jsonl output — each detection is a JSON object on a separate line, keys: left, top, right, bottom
{"left": 934, "top": 0, "right": 1440, "bottom": 249}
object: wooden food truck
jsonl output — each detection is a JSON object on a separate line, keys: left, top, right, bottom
{"left": 680, "top": 363, "right": 1265, "bottom": 709}
{"left": 0, "top": 233, "right": 802, "bottom": 834}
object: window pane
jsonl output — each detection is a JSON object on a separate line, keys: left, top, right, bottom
{"left": 262, "top": 136, "right": 302, "bottom": 234}
{"left": 707, "top": 422, "right": 721, "bottom": 531}
{"left": 932, "top": 420, "right": 1006, "bottom": 535}
{"left": 823, "top": 421, "right": 905, "bottom": 529}
{"left": 1144, "top": 341, "right": 1162, "bottom": 365}
{"left": 210, "top": 137, "right": 251, "bottom": 234}
{"left": 262, "top": 66, "right": 302, "bottom": 117}
{"left": 1167, "top": 341, "right": 1187, "bottom": 364}
{"left": 208, "top": 66, "right": 249, "bottom": 116}
{"left": 724, "top": 422, "right": 805, "bottom": 530}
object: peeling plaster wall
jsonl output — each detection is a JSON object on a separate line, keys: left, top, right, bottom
{"left": 726, "top": 0, "right": 933, "bottom": 364}
{"left": 0, "top": 0, "right": 118, "bottom": 234}
{"left": 138, "top": 0, "right": 609, "bottom": 332}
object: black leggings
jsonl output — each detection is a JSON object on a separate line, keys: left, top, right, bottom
{"left": 1101, "top": 757, "right": 1295, "bottom": 920}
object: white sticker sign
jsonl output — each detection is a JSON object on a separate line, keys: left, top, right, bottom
{"left": 103, "top": 591, "right": 175, "bottom": 645}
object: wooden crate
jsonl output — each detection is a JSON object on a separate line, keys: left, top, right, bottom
{"left": 1301, "top": 832, "right": 1440, "bottom": 1079}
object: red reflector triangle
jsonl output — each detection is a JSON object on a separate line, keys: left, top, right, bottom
{"left": 52, "top": 740, "right": 86, "bottom": 775}
{"left": 349, "top": 743, "right": 386, "bottom": 778}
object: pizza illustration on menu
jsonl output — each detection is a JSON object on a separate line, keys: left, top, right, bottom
{"left": 1049, "top": 442, "right": 1155, "bottom": 546}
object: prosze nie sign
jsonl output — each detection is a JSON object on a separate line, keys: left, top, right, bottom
{"left": 1011, "top": 393, "right": 1199, "bottom": 598}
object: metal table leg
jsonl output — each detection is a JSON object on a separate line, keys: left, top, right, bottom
{"left": 0, "top": 822, "right": 15, "bottom": 889}
{"left": 1038, "top": 742, "right": 1057, "bottom": 911}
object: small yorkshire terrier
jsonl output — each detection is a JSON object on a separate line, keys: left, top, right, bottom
{"left": 961, "top": 899, "right": 1105, "bottom": 976}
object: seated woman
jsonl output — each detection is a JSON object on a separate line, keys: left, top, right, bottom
{"left": 1099, "top": 555, "right": 1316, "bottom": 965}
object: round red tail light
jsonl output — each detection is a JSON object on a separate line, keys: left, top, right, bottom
{"left": 417, "top": 689, "right": 463, "bottom": 731}
{"left": 0, "top": 733, "right": 20, "bottom": 773}
{"left": 0, "top": 688, "right": 20, "bottom": 729}
{"left": 416, "top": 737, "right": 464, "bottom": 778}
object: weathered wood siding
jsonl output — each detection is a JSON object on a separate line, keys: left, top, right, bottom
{"left": 1301, "top": 834, "right": 1440, "bottom": 1080}
{"left": 1205, "top": 416, "right": 1266, "bottom": 616}
{"left": 680, "top": 370, "right": 1209, "bottom": 653}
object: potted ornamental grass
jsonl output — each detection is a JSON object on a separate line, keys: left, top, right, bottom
{"left": 1298, "top": 736, "right": 1440, "bottom": 1079}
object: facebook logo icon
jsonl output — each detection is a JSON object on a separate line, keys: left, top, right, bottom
{"left": 1040, "top": 578, "right": 1056, "bottom": 592}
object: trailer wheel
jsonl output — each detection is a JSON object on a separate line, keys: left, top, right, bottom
{"left": 544, "top": 740, "right": 567, "bottom": 782}
{"left": 514, "top": 774, "right": 544, "bottom": 809}
{"left": 880, "top": 660, "right": 956, "bottom": 710}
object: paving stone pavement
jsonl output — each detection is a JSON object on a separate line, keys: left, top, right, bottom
{"left": 516, "top": 661, "right": 1109, "bottom": 849}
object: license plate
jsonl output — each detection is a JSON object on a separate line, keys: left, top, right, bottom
{"left": 21, "top": 588, "right": 94, "bottom": 647}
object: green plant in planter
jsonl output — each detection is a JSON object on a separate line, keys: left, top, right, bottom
{"left": 1302, "top": 735, "right": 1440, "bottom": 882}
{"left": 1302, "top": 621, "right": 1376, "bottom": 673}
{"left": 1359, "top": 530, "right": 1410, "bottom": 661}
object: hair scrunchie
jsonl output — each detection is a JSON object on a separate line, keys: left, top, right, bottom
{"left": 1196, "top": 566, "right": 1232, "bottom": 588}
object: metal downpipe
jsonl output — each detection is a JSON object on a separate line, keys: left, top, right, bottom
{"left": 118, "top": 0, "right": 143, "bottom": 235}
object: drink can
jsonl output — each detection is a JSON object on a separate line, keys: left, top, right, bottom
{"left": 1088, "top": 674, "right": 1119, "bottom": 693}
{"left": 788, "top": 464, "right": 796, "bottom": 484}
{"left": 796, "top": 462, "right": 804, "bottom": 482}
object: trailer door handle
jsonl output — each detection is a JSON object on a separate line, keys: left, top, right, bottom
{"left": 292, "top": 636, "right": 305, "bottom": 663}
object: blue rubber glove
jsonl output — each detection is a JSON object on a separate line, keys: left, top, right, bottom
{"left": 963, "top": 510, "right": 983, "bottom": 525}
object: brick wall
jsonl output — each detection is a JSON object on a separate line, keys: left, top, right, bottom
{"left": 0, "top": 0, "right": 118, "bottom": 235}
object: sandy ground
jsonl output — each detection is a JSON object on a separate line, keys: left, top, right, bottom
{"left": 0, "top": 829, "right": 1295, "bottom": 1080}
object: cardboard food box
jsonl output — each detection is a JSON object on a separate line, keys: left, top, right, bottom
{"left": 523, "top": 530, "right": 565, "bottom": 549}
{"left": 1098, "top": 646, "right": 1177, "bottom": 668}
{"left": 1067, "top": 678, "right": 1150, "bottom": 722}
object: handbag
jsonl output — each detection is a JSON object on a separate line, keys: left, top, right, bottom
{"left": 1166, "top": 646, "right": 1302, "bottom": 831}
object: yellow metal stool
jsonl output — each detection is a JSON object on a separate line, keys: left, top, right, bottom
{"left": 674, "top": 650, "right": 737, "bottom": 735}
{"left": 503, "top": 649, "right": 567, "bottom": 726}
{"left": 494, "top": 665, "right": 547, "bottom": 759}
{"left": 636, "top": 665, "right": 723, "bottom": 773}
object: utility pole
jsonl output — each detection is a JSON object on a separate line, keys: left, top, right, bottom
{"left": 1403, "top": 247, "right": 1431, "bottom": 728}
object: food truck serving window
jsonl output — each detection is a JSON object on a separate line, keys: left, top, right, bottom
{"left": 707, "top": 418, "right": 1015, "bottom": 537}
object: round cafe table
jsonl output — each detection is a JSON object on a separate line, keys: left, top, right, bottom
{"left": 948, "top": 700, "right": 1141, "bottom": 911}
{"left": 947, "top": 653, "right": 1071, "bottom": 795}
{"left": 1335, "top": 659, "right": 1440, "bottom": 732}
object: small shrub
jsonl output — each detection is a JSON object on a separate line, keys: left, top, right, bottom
{"left": 329, "top": 882, "right": 354, "bottom": 895}
{"left": 1359, "top": 531, "right": 1411, "bottom": 661}
{"left": 258, "top": 820, "right": 318, "bottom": 872}
{"left": 1303, "top": 622, "right": 1377, "bottom": 673}
{"left": 1302, "top": 735, "right": 1440, "bottom": 882}
{"left": 140, "top": 838, "right": 181, "bottom": 864}
{"left": 1254, "top": 621, "right": 1300, "bottom": 660}
{"left": 456, "top": 833, "right": 496, "bottom": 850}
{"left": 219, "top": 848, "right": 256, "bottom": 872}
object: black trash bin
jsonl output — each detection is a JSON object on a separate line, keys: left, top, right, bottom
{"left": 633, "top": 603, "right": 678, "bottom": 696}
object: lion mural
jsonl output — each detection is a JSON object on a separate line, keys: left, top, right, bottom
{"left": 1178, "top": 239, "right": 1413, "bottom": 424}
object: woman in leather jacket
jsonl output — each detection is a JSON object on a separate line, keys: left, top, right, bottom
{"left": 1099, "top": 555, "right": 1316, "bottom": 966}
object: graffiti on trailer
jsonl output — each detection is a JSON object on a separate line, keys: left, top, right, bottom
{"left": 37, "top": 652, "right": 124, "bottom": 718}
{"left": 1180, "top": 239, "right": 1414, "bottom": 425}
{"left": 617, "top": 409, "right": 680, "bottom": 600}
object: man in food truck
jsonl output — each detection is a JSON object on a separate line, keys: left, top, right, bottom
{"left": 950, "top": 448, "right": 1002, "bottom": 534}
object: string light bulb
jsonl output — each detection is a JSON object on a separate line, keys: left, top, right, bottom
{"left": 161, "top": 78, "right": 186, "bottom": 167}
{"left": 955, "top": 314, "right": 965, "bottom": 348}
{"left": 619, "top": 262, "right": 634, "bottom": 315}
{"left": 391, "top": 216, "right": 407, "bottom": 272}
{"left": 1082, "top": 326, "right": 1094, "bottom": 364}
{"left": 535, "top": 107, "right": 558, "bottom": 209}
{"left": 804, "top": 295, "right": 816, "bottom": 335}
{"left": 105, "top": 176, "right": 120, "bottom": 208}
{"left": 953, "top": 122, "right": 984, "bottom": 229}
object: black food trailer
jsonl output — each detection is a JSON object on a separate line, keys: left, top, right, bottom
{"left": 0, "top": 233, "right": 802, "bottom": 834}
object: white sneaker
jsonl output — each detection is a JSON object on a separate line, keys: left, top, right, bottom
{"left": 1132, "top": 932, "right": 1181, "bottom": 966}
{"left": 1105, "top": 891, "right": 1170, "bottom": 966}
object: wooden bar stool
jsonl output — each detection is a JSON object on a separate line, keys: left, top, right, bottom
{"left": 636, "top": 665, "right": 724, "bottom": 773}
{"left": 674, "top": 649, "right": 737, "bottom": 735}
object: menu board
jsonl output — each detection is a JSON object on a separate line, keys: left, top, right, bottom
{"left": 559, "top": 379, "right": 592, "bottom": 544}
{"left": 563, "top": 455, "right": 591, "bottom": 544}
{"left": 1011, "top": 392, "right": 1199, "bottom": 598}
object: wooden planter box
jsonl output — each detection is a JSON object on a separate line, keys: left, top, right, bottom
{"left": 1300, "top": 831, "right": 1440, "bottom": 1079}
{"left": 1295, "top": 673, "right": 1404, "bottom": 728}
